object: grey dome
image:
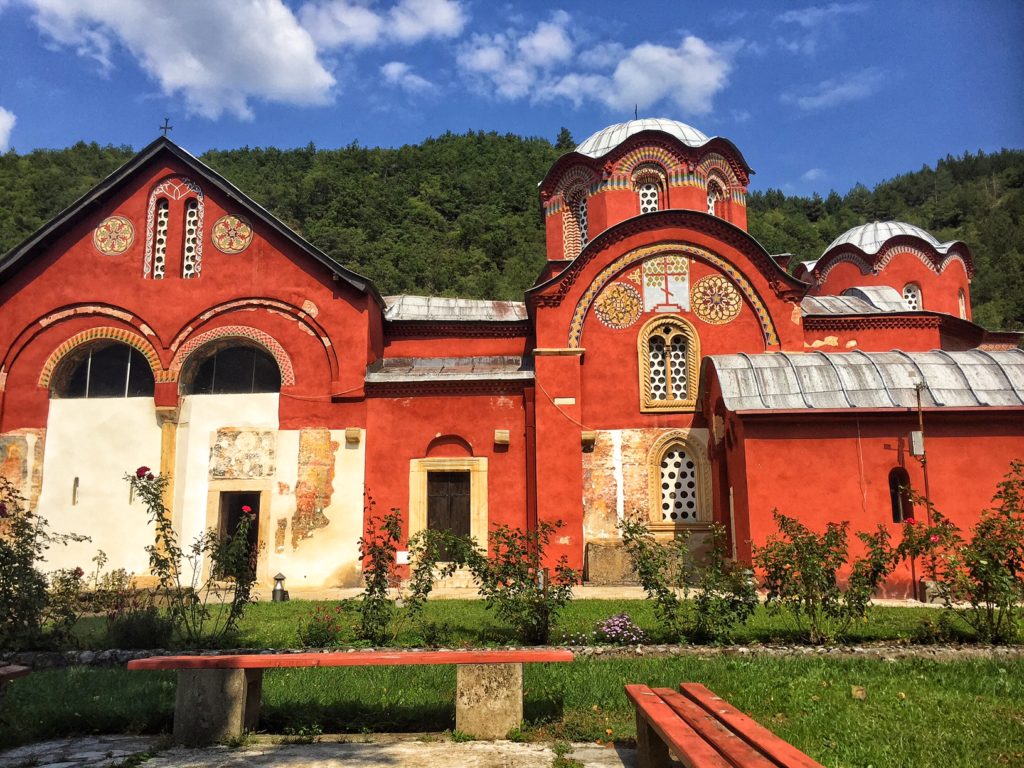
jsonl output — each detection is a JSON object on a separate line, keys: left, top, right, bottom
{"left": 575, "top": 118, "right": 711, "bottom": 158}
{"left": 823, "top": 221, "right": 949, "bottom": 257}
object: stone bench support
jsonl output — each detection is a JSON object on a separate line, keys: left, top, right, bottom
{"left": 455, "top": 662, "right": 522, "bottom": 739}
{"left": 174, "top": 668, "right": 262, "bottom": 746}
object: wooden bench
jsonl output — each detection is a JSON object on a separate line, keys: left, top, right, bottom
{"left": 0, "top": 664, "right": 30, "bottom": 705}
{"left": 129, "top": 649, "right": 573, "bottom": 745}
{"left": 626, "top": 683, "right": 824, "bottom": 768}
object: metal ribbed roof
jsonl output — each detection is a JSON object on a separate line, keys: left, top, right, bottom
{"left": 384, "top": 295, "right": 527, "bottom": 322}
{"left": 802, "top": 286, "right": 911, "bottom": 316}
{"left": 366, "top": 356, "right": 533, "bottom": 383}
{"left": 707, "top": 349, "right": 1024, "bottom": 411}
{"left": 822, "top": 221, "right": 955, "bottom": 257}
{"left": 575, "top": 119, "right": 711, "bottom": 158}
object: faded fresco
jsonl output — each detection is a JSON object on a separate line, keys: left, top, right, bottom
{"left": 0, "top": 430, "right": 46, "bottom": 508}
{"left": 292, "top": 428, "right": 337, "bottom": 547}
{"left": 581, "top": 428, "right": 653, "bottom": 540}
{"left": 209, "top": 429, "right": 276, "bottom": 479}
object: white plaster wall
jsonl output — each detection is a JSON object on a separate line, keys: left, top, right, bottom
{"left": 172, "top": 393, "right": 279, "bottom": 580}
{"left": 36, "top": 398, "right": 162, "bottom": 574}
{"left": 277, "top": 429, "right": 365, "bottom": 588}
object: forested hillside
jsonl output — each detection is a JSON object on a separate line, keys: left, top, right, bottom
{"left": 1, "top": 135, "right": 1021, "bottom": 330}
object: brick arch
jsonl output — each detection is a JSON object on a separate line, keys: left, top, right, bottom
{"left": 697, "top": 153, "right": 737, "bottom": 188}
{"left": 558, "top": 165, "right": 599, "bottom": 201}
{"left": 38, "top": 326, "right": 166, "bottom": 388}
{"left": 815, "top": 251, "right": 874, "bottom": 284}
{"left": 568, "top": 242, "right": 779, "bottom": 348}
{"left": 169, "top": 325, "right": 295, "bottom": 386}
{"left": 616, "top": 145, "right": 681, "bottom": 177}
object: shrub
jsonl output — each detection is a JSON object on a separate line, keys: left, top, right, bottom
{"left": 356, "top": 502, "right": 402, "bottom": 646}
{"left": 109, "top": 605, "right": 173, "bottom": 649}
{"left": 754, "top": 511, "right": 897, "bottom": 644}
{"left": 463, "top": 521, "right": 579, "bottom": 645}
{"left": 127, "top": 467, "right": 257, "bottom": 646}
{"left": 692, "top": 527, "right": 758, "bottom": 643}
{"left": 902, "top": 461, "right": 1024, "bottom": 643}
{"left": 297, "top": 603, "right": 350, "bottom": 647}
{"left": 619, "top": 518, "right": 689, "bottom": 639}
{"left": 594, "top": 613, "right": 647, "bottom": 645}
{"left": 0, "top": 477, "right": 88, "bottom": 650}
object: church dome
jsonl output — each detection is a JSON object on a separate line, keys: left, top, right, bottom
{"left": 575, "top": 118, "right": 711, "bottom": 158}
{"left": 823, "top": 221, "right": 944, "bottom": 257}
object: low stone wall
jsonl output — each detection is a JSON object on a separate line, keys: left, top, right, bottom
{"left": 3, "top": 642, "right": 1021, "bottom": 670}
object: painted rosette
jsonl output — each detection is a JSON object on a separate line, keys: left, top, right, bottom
{"left": 212, "top": 214, "right": 254, "bottom": 254}
{"left": 93, "top": 215, "right": 135, "bottom": 255}
{"left": 691, "top": 274, "right": 742, "bottom": 324}
{"left": 594, "top": 282, "right": 642, "bottom": 329}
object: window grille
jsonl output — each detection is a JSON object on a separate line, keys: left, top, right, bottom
{"left": 902, "top": 283, "right": 922, "bottom": 311}
{"left": 153, "top": 199, "right": 169, "bottom": 279}
{"left": 638, "top": 182, "right": 660, "bottom": 213}
{"left": 659, "top": 446, "right": 698, "bottom": 523}
{"left": 639, "top": 316, "right": 698, "bottom": 411}
{"left": 182, "top": 198, "right": 200, "bottom": 278}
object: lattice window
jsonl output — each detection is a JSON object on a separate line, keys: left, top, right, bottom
{"left": 638, "top": 182, "right": 660, "bottom": 213}
{"left": 903, "top": 283, "right": 922, "bottom": 311}
{"left": 562, "top": 188, "right": 588, "bottom": 259}
{"left": 707, "top": 181, "right": 723, "bottom": 216}
{"left": 639, "top": 316, "right": 699, "bottom": 411}
{"left": 153, "top": 198, "right": 169, "bottom": 279}
{"left": 182, "top": 198, "right": 200, "bottom": 278}
{"left": 659, "top": 445, "right": 698, "bottom": 523}
{"left": 576, "top": 195, "right": 589, "bottom": 248}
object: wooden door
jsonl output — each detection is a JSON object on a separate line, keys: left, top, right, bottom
{"left": 427, "top": 471, "right": 471, "bottom": 558}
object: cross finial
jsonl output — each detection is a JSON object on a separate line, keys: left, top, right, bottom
{"left": 159, "top": 117, "right": 173, "bottom": 137}
{"left": 634, "top": 104, "right": 638, "bottom": 120}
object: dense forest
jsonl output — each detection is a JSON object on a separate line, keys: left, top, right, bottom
{"left": 1, "top": 133, "right": 1021, "bottom": 330}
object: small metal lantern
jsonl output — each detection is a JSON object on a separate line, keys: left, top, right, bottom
{"left": 272, "top": 572, "right": 290, "bottom": 602}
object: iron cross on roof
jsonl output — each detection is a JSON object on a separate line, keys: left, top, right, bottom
{"left": 159, "top": 118, "right": 173, "bottom": 137}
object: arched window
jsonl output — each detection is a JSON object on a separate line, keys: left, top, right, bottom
{"left": 647, "top": 432, "right": 710, "bottom": 529}
{"left": 902, "top": 283, "right": 923, "bottom": 311}
{"left": 706, "top": 179, "right": 724, "bottom": 216}
{"left": 888, "top": 467, "right": 914, "bottom": 523}
{"left": 51, "top": 341, "right": 154, "bottom": 398}
{"left": 152, "top": 198, "right": 169, "bottom": 279}
{"left": 958, "top": 289, "right": 967, "bottom": 319}
{"left": 181, "top": 344, "right": 281, "bottom": 395}
{"left": 637, "top": 182, "right": 660, "bottom": 213}
{"left": 638, "top": 316, "right": 700, "bottom": 412}
{"left": 562, "top": 187, "right": 588, "bottom": 258}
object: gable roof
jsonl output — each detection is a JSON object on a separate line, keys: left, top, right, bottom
{"left": 0, "top": 136, "right": 384, "bottom": 306}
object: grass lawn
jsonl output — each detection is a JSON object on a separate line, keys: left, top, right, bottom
{"left": 71, "top": 598, "right": 972, "bottom": 649}
{"left": 2, "top": 656, "right": 1021, "bottom": 766}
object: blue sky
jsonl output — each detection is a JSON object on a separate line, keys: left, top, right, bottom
{"left": 0, "top": 0, "right": 1021, "bottom": 197}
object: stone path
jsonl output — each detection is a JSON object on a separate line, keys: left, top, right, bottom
{"left": 0, "top": 736, "right": 637, "bottom": 768}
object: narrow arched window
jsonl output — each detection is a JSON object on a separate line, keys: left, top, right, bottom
{"left": 958, "top": 289, "right": 967, "bottom": 319}
{"left": 888, "top": 467, "right": 914, "bottom": 523}
{"left": 182, "top": 344, "right": 281, "bottom": 395}
{"left": 51, "top": 341, "right": 154, "bottom": 399}
{"left": 638, "top": 182, "right": 660, "bottom": 213}
{"left": 638, "top": 316, "right": 699, "bottom": 412}
{"left": 562, "top": 188, "right": 588, "bottom": 258}
{"left": 182, "top": 198, "right": 200, "bottom": 279}
{"left": 707, "top": 180, "right": 723, "bottom": 216}
{"left": 902, "top": 283, "right": 923, "bottom": 311}
{"left": 575, "top": 193, "right": 589, "bottom": 248}
{"left": 152, "top": 198, "right": 169, "bottom": 279}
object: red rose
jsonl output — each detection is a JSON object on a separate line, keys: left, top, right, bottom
{"left": 905, "top": 518, "right": 917, "bottom": 526}
{"left": 136, "top": 466, "right": 151, "bottom": 478}
{"left": 929, "top": 534, "right": 940, "bottom": 543}
{"left": 73, "top": 567, "right": 84, "bottom": 578}
{"left": 241, "top": 505, "right": 253, "bottom": 514}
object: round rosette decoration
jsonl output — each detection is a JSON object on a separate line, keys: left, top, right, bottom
{"left": 691, "top": 274, "right": 742, "bottom": 324}
{"left": 594, "top": 282, "right": 642, "bottom": 329}
{"left": 212, "top": 214, "right": 254, "bottom": 254}
{"left": 93, "top": 215, "right": 135, "bottom": 255}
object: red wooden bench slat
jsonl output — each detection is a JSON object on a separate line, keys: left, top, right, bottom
{"left": 626, "top": 684, "right": 732, "bottom": 768}
{"left": 679, "top": 683, "right": 825, "bottom": 768}
{"left": 127, "top": 649, "right": 573, "bottom": 671}
{"left": 0, "top": 665, "right": 30, "bottom": 683}
{"left": 653, "top": 688, "right": 779, "bottom": 768}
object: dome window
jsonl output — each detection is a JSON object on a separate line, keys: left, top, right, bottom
{"left": 902, "top": 283, "right": 923, "bottom": 311}
{"left": 638, "top": 182, "right": 660, "bottom": 214}
{"left": 958, "top": 289, "right": 967, "bottom": 320}
{"left": 706, "top": 179, "right": 725, "bottom": 217}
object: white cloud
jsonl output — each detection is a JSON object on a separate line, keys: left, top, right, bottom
{"left": 730, "top": 108, "right": 752, "bottom": 123}
{"left": 801, "top": 168, "right": 825, "bottom": 181}
{"left": 0, "top": 106, "right": 15, "bottom": 151}
{"left": 301, "top": 0, "right": 466, "bottom": 48}
{"left": 782, "top": 68, "right": 884, "bottom": 111}
{"left": 24, "top": 0, "right": 335, "bottom": 120}
{"left": 381, "top": 61, "right": 435, "bottom": 93}
{"left": 458, "top": 13, "right": 736, "bottom": 117}
{"left": 776, "top": 2, "right": 866, "bottom": 55}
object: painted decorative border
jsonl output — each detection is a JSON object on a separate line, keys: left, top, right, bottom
{"left": 567, "top": 242, "right": 779, "bottom": 348}
{"left": 143, "top": 176, "right": 204, "bottom": 279}
{"left": 169, "top": 325, "right": 295, "bottom": 385}
{"left": 38, "top": 326, "right": 167, "bottom": 388}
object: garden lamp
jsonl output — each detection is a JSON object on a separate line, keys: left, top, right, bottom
{"left": 272, "top": 572, "right": 289, "bottom": 602}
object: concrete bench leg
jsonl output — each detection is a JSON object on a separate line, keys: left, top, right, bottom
{"left": 455, "top": 662, "right": 523, "bottom": 739}
{"left": 173, "top": 668, "right": 263, "bottom": 746}
{"left": 635, "top": 710, "right": 672, "bottom": 768}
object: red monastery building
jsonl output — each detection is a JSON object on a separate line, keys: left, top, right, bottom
{"left": 1, "top": 119, "right": 1021, "bottom": 596}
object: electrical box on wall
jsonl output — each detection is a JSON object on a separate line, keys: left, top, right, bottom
{"left": 909, "top": 430, "right": 925, "bottom": 456}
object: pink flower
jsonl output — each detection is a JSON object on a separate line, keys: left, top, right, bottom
{"left": 241, "top": 505, "right": 253, "bottom": 514}
{"left": 136, "top": 466, "right": 151, "bottom": 478}
{"left": 905, "top": 518, "right": 917, "bottom": 526}
{"left": 929, "top": 534, "right": 940, "bottom": 543}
